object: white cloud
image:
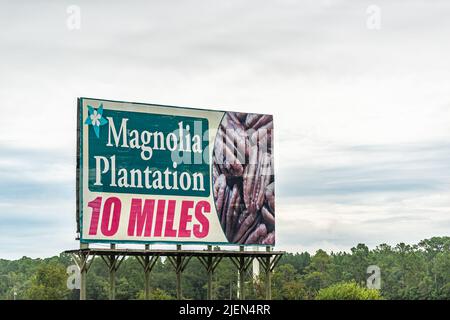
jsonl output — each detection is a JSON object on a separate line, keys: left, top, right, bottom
{"left": 0, "top": 0, "right": 449, "bottom": 258}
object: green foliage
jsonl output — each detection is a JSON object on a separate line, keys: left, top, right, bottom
{"left": 272, "top": 264, "right": 307, "bottom": 300}
{"left": 0, "top": 237, "right": 449, "bottom": 300}
{"left": 279, "top": 252, "right": 311, "bottom": 274}
{"left": 137, "top": 288, "right": 174, "bottom": 300}
{"left": 316, "top": 281, "right": 382, "bottom": 300}
{"left": 25, "top": 263, "right": 69, "bottom": 300}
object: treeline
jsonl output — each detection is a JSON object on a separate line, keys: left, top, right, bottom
{"left": 0, "top": 237, "right": 448, "bottom": 300}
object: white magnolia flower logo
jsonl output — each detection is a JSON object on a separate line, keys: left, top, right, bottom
{"left": 90, "top": 110, "right": 102, "bottom": 126}
{"left": 85, "top": 104, "right": 108, "bottom": 138}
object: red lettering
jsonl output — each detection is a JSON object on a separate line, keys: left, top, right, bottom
{"left": 128, "top": 199, "right": 155, "bottom": 236}
{"left": 164, "top": 200, "right": 177, "bottom": 237}
{"left": 153, "top": 200, "right": 165, "bottom": 237}
{"left": 193, "top": 201, "right": 210, "bottom": 238}
{"left": 101, "top": 197, "right": 121, "bottom": 236}
{"left": 87, "top": 197, "right": 102, "bottom": 235}
{"left": 178, "top": 201, "right": 194, "bottom": 237}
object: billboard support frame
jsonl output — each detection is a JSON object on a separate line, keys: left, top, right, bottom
{"left": 66, "top": 245, "right": 283, "bottom": 300}
{"left": 135, "top": 244, "right": 160, "bottom": 300}
{"left": 257, "top": 246, "right": 282, "bottom": 300}
{"left": 229, "top": 246, "right": 254, "bottom": 300}
{"left": 166, "top": 245, "right": 193, "bottom": 299}
{"left": 197, "top": 245, "right": 223, "bottom": 300}
{"left": 71, "top": 243, "right": 95, "bottom": 301}
{"left": 99, "top": 244, "right": 125, "bottom": 300}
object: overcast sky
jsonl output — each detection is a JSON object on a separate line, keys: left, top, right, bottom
{"left": 0, "top": 0, "right": 449, "bottom": 259}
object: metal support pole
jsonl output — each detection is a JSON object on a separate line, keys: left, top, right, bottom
{"left": 239, "top": 246, "right": 245, "bottom": 300}
{"left": 144, "top": 269, "right": 150, "bottom": 300}
{"left": 73, "top": 254, "right": 94, "bottom": 300}
{"left": 78, "top": 243, "right": 89, "bottom": 300}
{"left": 176, "top": 244, "right": 182, "bottom": 300}
{"left": 166, "top": 245, "right": 191, "bottom": 300}
{"left": 207, "top": 245, "right": 212, "bottom": 300}
{"left": 110, "top": 265, "right": 116, "bottom": 300}
{"left": 109, "top": 244, "right": 116, "bottom": 300}
{"left": 100, "top": 244, "right": 124, "bottom": 301}
{"left": 256, "top": 246, "right": 281, "bottom": 300}
{"left": 207, "top": 271, "right": 213, "bottom": 300}
{"left": 176, "top": 268, "right": 182, "bottom": 300}
{"left": 136, "top": 247, "right": 159, "bottom": 301}
{"left": 144, "top": 244, "right": 150, "bottom": 300}
{"left": 239, "top": 265, "right": 245, "bottom": 299}
{"left": 265, "top": 246, "right": 271, "bottom": 299}
{"left": 229, "top": 246, "right": 253, "bottom": 301}
{"left": 80, "top": 256, "right": 87, "bottom": 300}
{"left": 198, "top": 246, "right": 222, "bottom": 301}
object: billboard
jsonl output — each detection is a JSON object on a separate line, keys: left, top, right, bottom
{"left": 77, "top": 98, "right": 275, "bottom": 245}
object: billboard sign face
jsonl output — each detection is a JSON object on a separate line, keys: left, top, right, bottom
{"left": 77, "top": 98, "right": 275, "bottom": 245}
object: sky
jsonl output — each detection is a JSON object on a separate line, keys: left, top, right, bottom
{"left": 0, "top": 0, "right": 449, "bottom": 259}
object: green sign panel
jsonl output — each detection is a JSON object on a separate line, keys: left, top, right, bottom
{"left": 87, "top": 107, "right": 210, "bottom": 197}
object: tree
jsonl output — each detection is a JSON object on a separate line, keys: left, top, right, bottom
{"left": 316, "top": 281, "right": 382, "bottom": 300}
{"left": 279, "top": 252, "right": 311, "bottom": 274}
{"left": 1, "top": 237, "right": 448, "bottom": 300}
{"left": 302, "top": 250, "right": 333, "bottom": 298}
{"left": 137, "top": 288, "right": 174, "bottom": 300}
{"left": 431, "top": 251, "right": 450, "bottom": 299}
{"left": 306, "top": 250, "right": 331, "bottom": 273}
{"left": 419, "top": 237, "right": 450, "bottom": 257}
{"left": 271, "top": 264, "right": 307, "bottom": 300}
{"left": 281, "top": 280, "right": 307, "bottom": 300}
{"left": 25, "top": 263, "right": 69, "bottom": 300}
{"left": 348, "top": 244, "right": 370, "bottom": 286}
